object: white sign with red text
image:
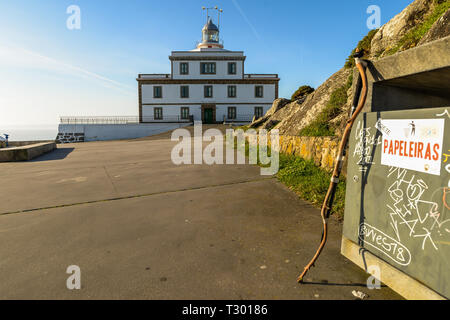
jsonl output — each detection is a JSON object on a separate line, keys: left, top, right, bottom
{"left": 380, "top": 119, "right": 445, "bottom": 176}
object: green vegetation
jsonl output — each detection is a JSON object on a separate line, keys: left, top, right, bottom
{"left": 344, "top": 29, "right": 379, "bottom": 69}
{"left": 386, "top": 0, "right": 450, "bottom": 56}
{"left": 234, "top": 138, "right": 347, "bottom": 218}
{"left": 278, "top": 154, "right": 346, "bottom": 218}
{"left": 291, "top": 85, "right": 315, "bottom": 101}
{"left": 299, "top": 75, "right": 353, "bottom": 137}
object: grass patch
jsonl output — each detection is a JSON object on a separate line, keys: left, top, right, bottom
{"left": 299, "top": 74, "right": 353, "bottom": 137}
{"left": 233, "top": 137, "right": 346, "bottom": 218}
{"left": 385, "top": 0, "right": 450, "bottom": 56}
{"left": 278, "top": 154, "right": 346, "bottom": 218}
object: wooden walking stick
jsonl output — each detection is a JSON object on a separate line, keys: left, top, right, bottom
{"left": 297, "top": 48, "right": 368, "bottom": 283}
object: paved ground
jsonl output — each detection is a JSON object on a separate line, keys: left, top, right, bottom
{"left": 0, "top": 129, "right": 402, "bottom": 299}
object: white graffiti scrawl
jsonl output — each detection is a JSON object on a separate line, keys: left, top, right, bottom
{"left": 386, "top": 166, "right": 450, "bottom": 252}
{"left": 353, "top": 121, "right": 382, "bottom": 172}
{"left": 359, "top": 222, "right": 412, "bottom": 266}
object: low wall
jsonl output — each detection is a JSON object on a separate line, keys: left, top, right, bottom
{"left": 9, "top": 140, "right": 55, "bottom": 147}
{"left": 57, "top": 123, "right": 191, "bottom": 143}
{"left": 277, "top": 135, "right": 340, "bottom": 172}
{"left": 244, "top": 132, "right": 341, "bottom": 173}
{"left": 0, "top": 142, "right": 56, "bottom": 162}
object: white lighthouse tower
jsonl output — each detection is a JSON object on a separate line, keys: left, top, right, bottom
{"left": 136, "top": 7, "right": 280, "bottom": 124}
{"left": 197, "top": 6, "right": 223, "bottom": 49}
{"left": 198, "top": 18, "right": 223, "bottom": 49}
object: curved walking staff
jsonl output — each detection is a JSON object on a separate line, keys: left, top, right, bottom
{"left": 297, "top": 48, "right": 368, "bottom": 283}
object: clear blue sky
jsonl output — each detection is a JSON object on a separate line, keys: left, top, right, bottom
{"left": 0, "top": 0, "right": 414, "bottom": 126}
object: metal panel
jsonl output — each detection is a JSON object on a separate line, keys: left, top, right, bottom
{"left": 343, "top": 107, "right": 450, "bottom": 298}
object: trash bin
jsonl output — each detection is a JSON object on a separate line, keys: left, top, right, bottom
{"left": 342, "top": 36, "right": 450, "bottom": 299}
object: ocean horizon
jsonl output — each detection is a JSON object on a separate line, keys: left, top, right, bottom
{"left": 0, "top": 124, "right": 58, "bottom": 141}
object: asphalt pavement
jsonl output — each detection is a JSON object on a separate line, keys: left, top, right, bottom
{"left": 0, "top": 131, "right": 402, "bottom": 299}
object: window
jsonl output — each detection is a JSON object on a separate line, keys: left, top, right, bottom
{"left": 204, "top": 85, "right": 213, "bottom": 98}
{"left": 181, "top": 107, "right": 190, "bottom": 120}
{"left": 200, "top": 62, "right": 216, "bottom": 74}
{"left": 228, "top": 62, "right": 237, "bottom": 75}
{"left": 153, "top": 86, "right": 162, "bottom": 98}
{"left": 254, "top": 107, "right": 264, "bottom": 119}
{"left": 228, "top": 107, "right": 236, "bottom": 120}
{"left": 255, "top": 86, "right": 264, "bottom": 98}
{"left": 228, "top": 85, "right": 237, "bottom": 98}
{"left": 154, "top": 107, "right": 163, "bottom": 120}
{"left": 180, "top": 86, "right": 189, "bottom": 98}
{"left": 180, "top": 62, "right": 189, "bottom": 75}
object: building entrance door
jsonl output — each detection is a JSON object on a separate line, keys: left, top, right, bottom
{"left": 202, "top": 104, "right": 216, "bottom": 124}
{"left": 204, "top": 109, "right": 213, "bottom": 124}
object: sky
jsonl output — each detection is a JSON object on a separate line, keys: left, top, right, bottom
{"left": 0, "top": 0, "right": 414, "bottom": 126}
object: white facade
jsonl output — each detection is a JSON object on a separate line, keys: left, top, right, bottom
{"left": 137, "top": 18, "right": 279, "bottom": 124}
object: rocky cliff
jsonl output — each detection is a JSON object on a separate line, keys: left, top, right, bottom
{"left": 252, "top": 0, "right": 450, "bottom": 138}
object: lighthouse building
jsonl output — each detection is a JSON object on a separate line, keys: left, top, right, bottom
{"left": 137, "top": 17, "right": 280, "bottom": 124}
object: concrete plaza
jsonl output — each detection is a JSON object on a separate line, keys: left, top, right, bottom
{"left": 0, "top": 130, "right": 401, "bottom": 299}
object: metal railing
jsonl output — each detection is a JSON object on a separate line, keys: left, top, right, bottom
{"left": 244, "top": 74, "right": 279, "bottom": 79}
{"left": 137, "top": 74, "right": 278, "bottom": 80}
{"left": 60, "top": 115, "right": 258, "bottom": 125}
{"left": 60, "top": 116, "right": 193, "bottom": 124}
{"left": 138, "top": 74, "right": 171, "bottom": 79}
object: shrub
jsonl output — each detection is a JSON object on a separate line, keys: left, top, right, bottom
{"left": 291, "top": 85, "right": 315, "bottom": 101}
{"left": 344, "top": 29, "right": 379, "bottom": 69}
{"left": 299, "top": 75, "right": 353, "bottom": 137}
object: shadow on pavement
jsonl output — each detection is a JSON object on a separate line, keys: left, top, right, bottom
{"left": 31, "top": 147, "right": 74, "bottom": 162}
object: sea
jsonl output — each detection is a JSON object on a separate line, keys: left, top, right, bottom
{"left": 0, "top": 124, "right": 59, "bottom": 142}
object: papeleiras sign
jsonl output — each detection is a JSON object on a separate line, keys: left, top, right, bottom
{"left": 379, "top": 119, "right": 445, "bottom": 176}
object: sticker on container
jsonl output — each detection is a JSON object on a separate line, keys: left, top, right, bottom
{"left": 380, "top": 119, "right": 445, "bottom": 176}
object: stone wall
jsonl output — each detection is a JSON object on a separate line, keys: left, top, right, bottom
{"left": 277, "top": 135, "right": 340, "bottom": 172}
{"left": 244, "top": 132, "right": 341, "bottom": 173}
{"left": 56, "top": 132, "right": 85, "bottom": 144}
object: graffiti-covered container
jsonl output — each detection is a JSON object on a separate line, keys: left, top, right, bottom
{"left": 343, "top": 107, "right": 450, "bottom": 298}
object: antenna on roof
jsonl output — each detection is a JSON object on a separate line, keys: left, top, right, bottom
{"left": 202, "top": 6, "right": 222, "bottom": 26}
{"left": 218, "top": 8, "right": 223, "bottom": 29}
